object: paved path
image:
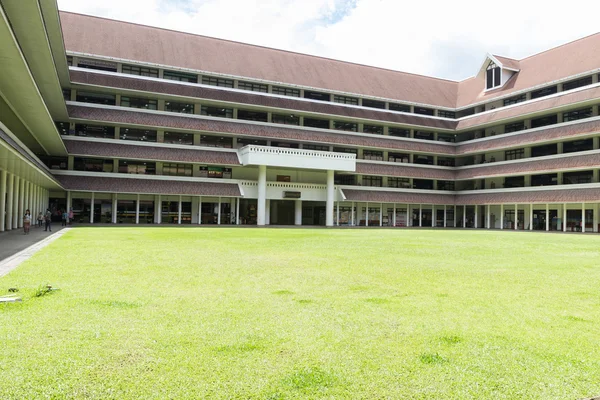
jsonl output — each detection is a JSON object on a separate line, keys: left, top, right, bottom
{"left": 0, "top": 225, "right": 68, "bottom": 278}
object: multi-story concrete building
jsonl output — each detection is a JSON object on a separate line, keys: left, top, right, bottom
{"left": 2, "top": 2, "right": 600, "bottom": 231}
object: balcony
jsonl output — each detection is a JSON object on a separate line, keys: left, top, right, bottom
{"left": 238, "top": 145, "right": 356, "bottom": 172}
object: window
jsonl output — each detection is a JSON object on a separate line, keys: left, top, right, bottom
{"left": 388, "top": 127, "right": 410, "bottom": 138}
{"left": 438, "top": 110, "right": 456, "bottom": 119}
{"left": 238, "top": 110, "right": 268, "bottom": 122}
{"left": 272, "top": 86, "right": 300, "bottom": 97}
{"left": 76, "top": 91, "right": 116, "bottom": 105}
{"left": 562, "top": 76, "right": 592, "bottom": 91}
{"left": 163, "top": 70, "right": 198, "bottom": 83}
{"left": 486, "top": 61, "right": 501, "bottom": 89}
{"left": 531, "top": 115, "right": 558, "bottom": 129}
{"left": 563, "top": 108, "right": 592, "bottom": 122}
{"left": 413, "top": 179, "right": 434, "bottom": 190}
{"left": 505, "top": 148, "right": 525, "bottom": 160}
{"left": 505, "top": 121, "right": 526, "bottom": 133}
{"left": 118, "top": 160, "right": 156, "bottom": 175}
{"left": 199, "top": 166, "right": 232, "bottom": 179}
{"left": 272, "top": 114, "right": 300, "bottom": 125}
{"left": 164, "top": 101, "right": 194, "bottom": 114}
{"left": 120, "top": 128, "right": 157, "bottom": 142}
{"left": 164, "top": 131, "right": 194, "bottom": 145}
{"left": 531, "top": 173, "right": 557, "bottom": 186}
{"left": 363, "top": 150, "right": 383, "bottom": 160}
{"left": 414, "top": 107, "right": 435, "bottom": 116}
{"left": 414, "top": 130, "right": 434, "bottom": 140}
{"left": 389, "top": 103, "right": 410, "bottom": 112}
{"left": 202, "top": 76, "right": 234, "bottom": 88}
{"left": 77, "top": 58, "right": 117, "bottom": 72}
{"left": 414, "top": 155, "right": 434, "bottom": 165}
{"left": 362, "top": 175, "right": 382, "bottom": 187}
{"left": 333, "top": 147, "right": 357, "bottom": 154}
{"left": 363, "top": 125, "right": 383, "bottom": 135}
{"left": 121, "top": 65, "right": 159, "bottom": 78}
{"left": 237, "top": 138, "right": 267, "bottom": 147}
{"left": 62, "top": 88, "right": 71, "bottom": 101}
{"left": 437, "top": 181, "right": 455, "bottom": 191}
{"left": 74, "top": 124, "right": 115, "bottom": 138}
{"left": 238, "top": 81, "right": 268, "bottom": 93}
{"left": 303, "top": 144, "right": 330, "bottom": 151}
{"left": 503, "top": 94, "right": 526, "bottom": 106}
{"left": 333, "top": 95, "right": 358, "bottom": 105}
{"left": 504, "top": 176, "right": 525, "bottom": 188}
{"left": 334, "top": 174, "right": 356, "bottom": 185}
{"left": 304, "top": 118, "right": 329, "bottom": 129}
{"left": 437, "top": 157, "right": 455, "bottom": 167}
{"left": 120, "top": 96, "right": 158, "bottom": 110}
{"left": 39, "top": 156, "right": 68, "bottom": 170}
{"left": 55, "top": 122, "right": 70, "bottom": 136}
{"left": 73, "top": 158, "right": 113, "bottom": 172}
{"left": 563, "top": 139, "right": 593, "bottom": 154}
{"left": 200, "top": 135, "right": 233, "bottom": 148}
{"left": 333, "top": 121, "right": 357, "bottom": 132}
{"left": 271, "top": 141, "right": 299, "bottom": 149}
{"left": 563, "top": 170, "right": 593, "bottom": 184}
{"left": 437, "top": 133, "right": 456, "bottom": 143}
{"left": 362, "top": 99, "right": 385, "bottom": 109}
{"left": 456, "top": 108, "right": 475, "bottom": 118}
{"left": 163, "top": 163, "right": 192, "bottom": 177}
{"left": 304, "top": 90, "right": 330, "bottom": 101}
{"left": 532, "top": 143, "right": 557, "bottom": 158}
{"left": 388, "top": 177, "right": 410, "bottom": 188}
{"left": 201, "top": 106, "right": 233, "bottom": 118}
{"left": 531, "top": 86, "right": 557, "bottom": 99}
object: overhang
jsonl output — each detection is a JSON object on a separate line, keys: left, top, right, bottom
{"left": 239, "top": 145, "right": 356, "bottom": 171}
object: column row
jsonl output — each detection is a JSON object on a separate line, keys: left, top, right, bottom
{"left": 0, "top": 170, "right": 49, "bottom": 232}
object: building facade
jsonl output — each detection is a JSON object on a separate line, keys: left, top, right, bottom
{"left": 1, "top": 1, "right": 600, "bottom": 231}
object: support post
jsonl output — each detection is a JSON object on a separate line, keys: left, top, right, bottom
{"left": 419, "top": 204, "right": 422, "bottom": 227}
{"left": 135, "top": 194, "right": 140, "bottom": 224}
{"left": 365, "top": 202, "right": 369, "bottom": 227}
{"left": 463, "top": 205, "right": 467, "bottom": 228}
{"left": 444, "top": 205, "right": 447, "bottom": 228}
{"left": 157, "top": 195, "right": 162, "bottom": 224}
{"left": 351, "top": 201, "right": 355, "bottom": 226}
{"left": 66, "top": 190, "right": 72, "bottom": 224}
{"left": 453, "top": 205, "right": 456, "bottom": 228}
{"left": 393, "top": 204, "right": 397, "bottom": 227}
{"left": 515, "top": 204, "right": 518, "bottom": 230}
{"left": 379, "top": 203, "right": 383, "bottom": 227}
{"left": 563, "top": 203, "right": 567, "bottom": 232}
{"left": 474, "top": 205, "right": 478, "bottom": 229}
{"left": 500, "top": 204, "right": 504, "bottom": 230}
{"left": 90, "top": 192, "right": 95, "bottom": 223}
{"left": 326, "top": 170, "right": 334, "bottom": 227}
{"left": 0, "top": 170, "right": 6, "bottom": 232}
{"left": 217, "top": 197, "right": 222, "bottom": 225}
{"left": 13, "top": 176, "right": 19, "bottom": 229}
{"left": 486, "top": 205, "right": 490, "bottom": 229}
{"left": 337, "top": 201, "right": 340, "bottom": 226}
{"left": 294, "top": 199, "right": 302, "bottom": 226}
{"left": 432, "top": 205, "right": 435, "bottom": 227}
{"left": 530, "top": 204, "right": 533, "bottom": 231}
{"left": 582, "top": 203, "right": 586, "bottom": 233}
{"left": 177, "top": 196, "right": 182, "bottom": 225}
{"left": 546, "top": 203, "right": 550, "bottom": 232}
{"left": 18, "top": 178, "right": 24, "bottom": 228}
{"left": 112, "top": 193, "right": 118, "bottom": 224}
{"left": 265, "top": 200, "right": 271, "bottom": 225}
{"left": 236, "top": 197, "right": 240, "bottom": 225}
{"left": 198, "top": 196, "right": 202, "bottom": 225}
{"left": 257, "top": 165, "right": 267, "bottom": 226}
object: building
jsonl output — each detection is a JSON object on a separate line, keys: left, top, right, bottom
{"left": 1, "top": 2, "right": 600, "bottom": 231}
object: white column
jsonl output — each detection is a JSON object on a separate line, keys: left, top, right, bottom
{"left": 393, "top": 204, "right": 397, "bottom": 227}
{"left": 157, "top": 195, "right": 162, "bottom": 224}
{"left": 462, "top": 205, "right": 467, "bottom": 228}
{"left": 546, "top": 204, "right": 550, "bottom": 232}
{"left": 66, "top": 190, "right": 72, "bottom": 224}
{"left": 0, "top": 170, "right": 6, "bottom": 232}
{"left": 486, "top": 205, "right": 490, "bottom": 229}
{"left": 18, "top": 178, "right": 24, "bottom": 228}
{"left": 351, "top": 201, "right": 355, "bottom": 226}
{"left": 112, "top": 193, "right": 118, "bottom": 224}
{"left": 24, "top": 181, "right": 29, "bottom": 216}
{"left": 236, "top": 197, "right": 241, "bottom": 225}
{"left": 514, "top": 204, "right": 518, "bottom": 230}
{"left": 406, "top": 204, "right": 410, "bottom": 227}
{"left": 581, "top": 203, "right": 586, "bottom": 233}
{"left": 453, "top": 205, "right": 456, "bottom": 228}
{"left": 529, "top": 204, "right": 533, "bottom": 231}
{"left": 419, "top": 204, "right": 422, "bottom": 227}
{"left": 326, "top": 170, "right": 334, "bottom": 227}
{"left": 474, "top": 205, "right": 478, "bottom": 229}
{"left": 135, "top": 194, "right": 140, "bottom": 224}
{"left": 13, "top": 176, "right": 20, "bottom": 229}
{"left": 257, "top": 165, "right": 267, "bottom": 226}
{"left": 217, "top": 197, "right": 222, "bottom": 225}
{"left": 336, "top": 202, "right": 340, "bottom": 226}
{"left": 365, "top": 202, "right": 369, "bottom": 227}
{"left": 500, "top": 204, "right": 504, "bottom": 230}
{"left": 265, "top": 200, "right": 271, "bottom": 225}
{"left": 294, "top": 199, "right": 302, "bottom": 226}
{"left": 594, "top": 203, "right": 599, "bottom": 233}
{"left": 178, "top": 195, "right": 182, "bottom": 225}
{"left": 432, "top": 205, "right": 435, "bottom": 227}
{"left": 198, "top": 196, "right": 202, "bottom": 225}
{"left": 90, "top": 192, "right": 95, "bottom": 223}
{"left": 379, "top": 203, "right": 383, "bottom": 227}
{"left": 563, "top": 203, "right": 567, "bottom": 232}
{"left": 28, "top": 182, "right": 33, "bottom": 214}
{"left": 443, "top": 205, "right": 447, "bottom": 228}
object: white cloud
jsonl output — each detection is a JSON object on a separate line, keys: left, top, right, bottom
{"left": 57, "top": 0, "right": 600, "bottom": 80}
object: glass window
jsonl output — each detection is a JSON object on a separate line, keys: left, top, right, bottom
{"left": 563, "top": 108, "right": 592, "bottom": 122}
{"left": 563, "top": 171, "right": 593, "bottom": 184}
{"left": 55, "top": 122, "right": 70, "bottom": 136}
{"left": 388, "top": 177, "right": 410, "bottom": 188}
{"left": 532, "top": 143, "right": 557, "bottom": 158}
{"left": 304, "top": 118, "right": 329, "bottom": 129}
{"left": 389, "top": 152, "right": 410, "bottom": 163}
{"left": 272, "top": 114, "right": 300, "bottom": 125}
{"left": 486, "top": 61, "right": 501, "bottom": 89}
{"left": 504, "top": 176, "right": 525, "bottom": 188}
{"left": 237, "top": 138, "right": 267, "bottom": 147}
{"left": 437, "top": 110, "right": 456, "bottom": 119}
{"left": 333, "top": 95, "right": 358, "bottom": 105}
{"left": 363, "top": 124, "right": 383, "bottom": 135}
{"left": 238, "top": 81, "right": 268, "bottom": 93}
{"left": 238, "top": 110, "right": 268, "bottom": 122}
{"left": 76, "top": 91, "right": 116, "bottom": 105}
{"left": 199, "top": 166, "right": 232, "bottom": 179}
{"left": 77, "top": 58, "right": 117, "bottom": 72}
{"left": 164, "top": 131, "right": 194, "bottom": 145}
{"left": 562, "top": 76, "right": 592, "bottom": 91}
{"left": 414, "top": 155, "right": 434, "bottom": 165}
{"left": 73, "top": 157, "right": 113, "bottom": 172}
{"left": 414, "top": 130, "right": 434, "bottom": 140}
{"left": 304, "top": 90, "right": 330, "bottom": 101}
{"left": 39, "top": 156, "right": 68, "bottom": 170}
{"left": 303, "top": 144, "right": 330, "bottom": 151}
{"left": 389, "top": 103, "right": 410, "bottom": 112}
{"left": 505, "top": 121, "right": 526, "bottom": 133}
{"left": 437, "top": 157, "right": 455, "bottom": 167}
{"left": 437, "top": 133, "right": 456, "bottom": 143}
{"left": 201, "top": 106, "right": 233, "bottom": 118}
{"left": 118, "top": 160, "right": 156, "bottom": 174}
{"left": 334, "top": 174, "right": 356, "bottom": 185}
{"left": 388, "top": 127, "right": 410, "bottom": 138}
{"left": 163, "top": 70, "right": 198, "bottom": 83}
{"left": 363, "top": 150, "right": 383, "bottom": 160}
{"left": 121, "top": 65, "right": 159, "bottom": 78}
{"left": 120, "top": 128, "right": 157, "bottom": 142}
{"left": 503, "top": 94, "right": 526, "bottom": 106}
{"left": 333, "top": 147, "right": 357, "bottom": 154}
{"left": 531, "top": 115, "right": 558, "bottom": 129}
{"left": 120, "top": 96, "right": 158, "bottom": 110}
{"left": 202, "top": 76, "right": 234, "bottom": 88}
{"left": 333, "top": 121, "right": 357, "bottom": 132}
{"left": 531, "top": 86, "right": 557, "bottom": 99}
{"left": 74, "top": 124, "right": 115, "bottom": 138}
{"left": 362, "top": 175, "right": 382, "bottom": 187}
{"left": 271, "top": 141, "right": 299, "bottom": 149}
{"left": 272, "top": 86, "right": 300, "bottom": 97}
{"left": 437, "top": 181, "right": 455, "bottom": 191}
{"left": 414, "top": 106, "right": 434, "bottom": 116}
{"left": 163, "top": 163, "right": 192, "bottom": 177}
{"left": 563, "top": 139, "right": 593, "bottom": 154}
{"left": 531, "top": 173, "right": 557, "bottom": 186}
{"left": 165, "top": 101, "right": 194, "bottom": 114}
{"left": 200, "top": 135, "right": 233, "bottom": 148}
{"left": 413, "top": 179, "right": 434, "bottom": 190}
{"left": 505, "top": 148, "right": 525, "bottom": 160}
{"left": 362, "top": 99, "right": 385, "bottom": 109}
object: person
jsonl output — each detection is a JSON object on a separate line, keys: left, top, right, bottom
{"left": 68, "top": 208, "right": 74, "bottom": 225}
{"left": 62, "top": 209, "right": 68, "bottom": 227}
{"left": 37, "top": 212, "right": 44, "bottom": 227}
{"left": 23, "top": 209, "right": 31, "bottom": 235}
{"left": 44, "top": 209, "right": 52, "bottom": 232}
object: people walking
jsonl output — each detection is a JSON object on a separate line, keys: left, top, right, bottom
{"left": 23, "top": 209, "right": 31, "bottom": 235}
{"left": 44, "top": 208, "right": 52, "bottom": 232}
{"left": 68, "top": 208, "right": 74, "bottom": 225}
{"left": 37, "top": 212, "right": 44, "bottom": 227}
{"left": 62, "top": 209, "right": 68, "bottom": 227}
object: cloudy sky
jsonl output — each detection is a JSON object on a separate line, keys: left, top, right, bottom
{"left": 57, "top": 0, "right": 599, "bottom": 81}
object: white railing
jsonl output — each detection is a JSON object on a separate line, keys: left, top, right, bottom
{"left": 238, "top": 145, "right": 356, "bottom": 160}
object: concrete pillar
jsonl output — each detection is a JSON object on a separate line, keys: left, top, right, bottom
{"left": 351, "top": 201, "right": 355, "bottom": 226}
{"left": 90, "top": 192, "right": 95, "bottom": 223}
{"left": 515, "top": 204, "right": 518, "bottom": 230}
{"left": 178, "top": 195, "right": 182, "bottom": 225}
{"left": 563, "top": 203, "right": 567, "bottom": 232}
{"left": 265, "top": 200, "right": 271, "bottom": 225}
{"left": 474, "top": 205, "right": 478, "bottom": 229}
{"left": 419, "top": 204, "right": 422, "bottom": 227}
{"left": 500, "top": 204, "right": 504, "bottom": 230}
{"left": 546, "top": 204, "right": 550, "bottom": 232}
{"left": 595, "top": 203, "right": 599, "bottom": 233}
{"left": 135, "top": 194, "right": 140, "bottom": 224}
{"left": 463, "top": 205, "right": 467, "bottom": 228}
{"left": 12, "top": 176, "right": 19, "bottom": 229}
{"left": 294, "top": 199, "right": 302, "bottom": 226}
{"left": 66, "top": 191, "right": 72, "bottom": 223}
{"left": 198, "top": 196, "right": 202, "bottom": 225}
{"left": 18, "top": 178, "right": 25, "bottom": 228}
{"left": 217, "top": 197, "right": 222, "bottom": 225}
{"left": 443, "top": 205, "right": 447, "bottom": 228}
{"left": 157, "top": 195, "right": 162, "bottom": 224}
{"left": 365, "top": 202, "right": 369, "bottom": 227}
{"left": 326, "top": 169, "right": 334, "bottom": 227}
{"left": 379, "top": 203, "right": 383, "bottom": 227}
{"left": 24, "top": 181, "right": 29, "bottom": 217}
{"left": 432, "top": 205, "right": 435, "bottom": 227}
{"left": 453, "top": 205, "right": 456, "bottom": 228}
{"left": 393, "top": 204, "right": 397, "bottom": 227}
{"left": 257, "top": 165, "right": 267, "bottom": 226}
{"left": 529, "top": 204, "right": 533, "bottom": 231}
{"left": 486, "top": 205, "right": 490, "bottom": 229}
{"left": 112, "top": 193, "right": 117, "bottom": 224}
{"left": 0, "top": 170, "right": 6, "bottom": 232}
{"left": 337, "top": 202, "right": 340, "bottom": 226}
{"left": 236, "top": 197, "right": 241, "bottom": 225}
{"left": 582, "top": 203, "right": 586, "bottom": 233}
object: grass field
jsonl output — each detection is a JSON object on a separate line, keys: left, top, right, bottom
{"left": 1, "top": 228, "right": 599, "bottom": 399}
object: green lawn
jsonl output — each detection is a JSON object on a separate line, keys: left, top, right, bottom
{"left": 1, "top": 228, "right": 599, "bottom": 399}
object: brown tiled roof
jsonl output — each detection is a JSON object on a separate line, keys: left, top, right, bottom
{"left": 494, "top": 55, "right": 520, "bottom": 71}
{"left": 342, "top": 189, "right": 455, "bottom": 205}
{"left": 70, "top": 70, "right": 456, "bottom": 130}
{"left": 56, "top": 174, "right": 241, "bottom": 196}
{"left": 60, "top": 11, "right": 458, "bottom": 108}
{"left": 457, "top": 86, "right": 600, "bottom": 130}
{"left": 456, "top": 119, "right": 600, "bottom": 154}
{"left": 356, "top": 162, "right": 454, "bottom": 180}
{"left": 457, "top": 188, "right": 600, "bottom": 205}
{"left": 457, "top": 33, "right": 600, "bottom": 107}
{"left": 66, "top": 104, "right": 455, "bottom": 155}
{"left": 456, "top": 152, "right": 600, "bottom": 180}
{"left": 64, "top": 139, "right": 240, "bottom": 165}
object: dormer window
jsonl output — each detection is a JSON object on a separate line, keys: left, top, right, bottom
{"left": 486, "top": 61, "right": 501, "bottom": 89}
